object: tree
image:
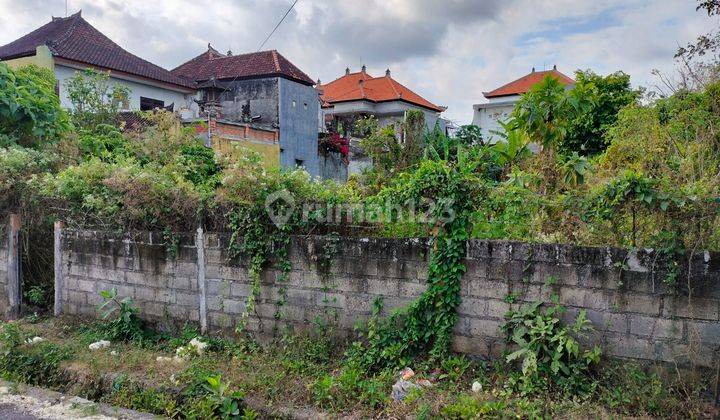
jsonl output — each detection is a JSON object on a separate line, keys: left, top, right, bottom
{"left": 65, "top": 68, "right": 130, "bottom": 131}
{"left": 511, "top": 75, "right": 595, "bottom": 150}
{"left": 0, "top": 63, "right": 69, "bottom": 147}
{"left": 675, "top": 0, "right": 720, "bottom": 60}
{"left": 561, "top": 70, "right": 641, "bottom": 156}
{"left": 455, "top": 124, "right": 483, "bottom": 146}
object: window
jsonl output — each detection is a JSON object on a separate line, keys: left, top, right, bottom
{"left": 303, "top": 102, "right": 307, "bottom": 110}
{"left": 292, "top": 100, "right": 296, "bottom": 108}
{"left": 295, "top": 159, "right": 304, "bottom": 167}
{"left": 140, "top": 96, "right": 164, "bottom": 111}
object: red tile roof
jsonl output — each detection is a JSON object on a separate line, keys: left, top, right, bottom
{"left": 0, "top": 11, "right": 195, "bottom": 90}
{"left": 483, "top": 68, "right": 574, "bottom": 99}
{"left": 319, "top": 69, "right": 445, "bottom": 112}
{"left": 172, "top": 47, "right": 314, "bottom": 86}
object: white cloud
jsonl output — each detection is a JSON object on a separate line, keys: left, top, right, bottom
{"left": 0, "top": 0, "right": 716, "bottom": 122}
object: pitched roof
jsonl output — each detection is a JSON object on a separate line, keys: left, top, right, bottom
{"left": 172, "top": 47, "right": 315, "bottom": 86}
{"left": 319, "top": 69, "right": 445, "bottom": 112}
{"left": 0, "top": 11, "right": 195, "bottom": 90}
{"left": 483, "top": 68, "right": 575, "bottom": 99}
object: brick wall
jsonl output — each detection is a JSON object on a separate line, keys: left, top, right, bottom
{"left": 59, "top": 229, "right": 720, "bottom": 368}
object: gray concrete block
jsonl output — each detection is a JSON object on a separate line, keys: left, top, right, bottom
{"left": 366, "top": 278, "right": 400, "bottom": 296}
{"left": 629, "top": 315, "right": 683, "bottom": 340}
{"left": 610, "top": 292, "right": 662, "bottom": 316}
{"left": 457, "top": 297, "right": 486, "bottom": 317}
{"left": 663, "top": 296, "right": 719, "bottom": 321}
{"left": 485, "top": 299, "right": 511, "bottom": 319}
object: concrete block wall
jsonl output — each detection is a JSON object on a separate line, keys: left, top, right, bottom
{"left": 60, "top": 230, "right": 201, "bottom": 329}
{"left": 59, "top": 229, "right": 720, "bottom": 368}
{"left": 0, "top": 227, "right": 8, "bottom": 317}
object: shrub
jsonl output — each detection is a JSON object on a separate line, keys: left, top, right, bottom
{"left": 97, "top": 288, "right": 147, "bottom": 342}
{"left": 0, "top": 63, "right": 70, "bottom": 147}
{"left": 502, "top": 298, "right": 601, "bottom": 395}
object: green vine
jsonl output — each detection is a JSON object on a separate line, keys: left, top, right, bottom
{"left": 346, "top": 155, "right": 483, "bottom": 370}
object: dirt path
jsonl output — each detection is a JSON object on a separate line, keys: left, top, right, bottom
{"left": 0, "top": 381, "right": 156, "bottom": 420}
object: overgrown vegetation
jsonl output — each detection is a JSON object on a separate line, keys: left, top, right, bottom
{"left": 0, "top": 318, "right": 711, "bottom": 418}
{"left": 1, "top": 3, "right": 719, "bottom": 414}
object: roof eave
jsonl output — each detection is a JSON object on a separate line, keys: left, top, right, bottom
{"left": 325, "top": 97, "right": 444, "bottom": 113}
{"left": 55, "top": 57, "right": 197, "bottom": 92}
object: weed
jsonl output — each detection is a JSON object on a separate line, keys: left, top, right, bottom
{"left": 441, "top": 395, "right": 507, "bottom": 419}
{"left": 97, "top": 288, "right": 147, "bottom": 342}
{"left": 502, "top": 297, "right": 601, "bottom": 395}
{"left": 24, "top": 285, "right": 47, "bottom": 307}
{"left": 203, "top": 374, "right": 247, "bottom": 419}
{"left": 439, "top": 355, "right": 472, "bottom": 384}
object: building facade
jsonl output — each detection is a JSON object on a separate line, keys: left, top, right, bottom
{"left": 319, "top": 66, "right": 447, "bottom": 176}
{"left": 172, "top": 47, "right": 321, "bottom": 177}
{"left": 472, "top": 67, "right": 575, "bottom": 143}
{"left": 319, "top": 66, "right": 446, "bottom": 135}
{"left": 0, "top": 12, "right": 197, "bottom": 115}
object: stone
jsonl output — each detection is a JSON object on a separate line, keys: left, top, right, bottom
{"left": 391, "top": 379, "right": 421, "bottom": 401}
{"left": 25, "top": 336, "right": 44, "bottom": 345}
{"left": 471, "top": 381, "right": 482, "bottom": 393}
{"left": 88, "top": 340, "right": 111, "bottom": 350}
{"left": 417, "top": 379, "right": 432, "bottom": 387}
{"left": 400, "top": 367, "right": 415, "bottom": 380}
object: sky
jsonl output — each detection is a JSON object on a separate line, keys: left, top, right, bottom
{"left": 0, "top": 0, "right": 717, "bottom": 124}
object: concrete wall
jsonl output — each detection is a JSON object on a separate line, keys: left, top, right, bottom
{"left": 0, "top": 225, "right": 8, "bottom": 318}
{"left": 2, "top": 46, "right": 54, "bottom": 70}
{"left": 326, "top": 101, "right": 442, "bottom": 132}
{"left": 220, "top": 78, "right": 279, "bottom": 125}
{"left": 319, "top": 151, "right": 348, "bottom": 182}
{"left": 58, "top": 230, "right": 720, "bottom": 368}
{"left": 55, "top": 64, "right": 195, "bottom": 114}
{"left": 279, "top": 78, "right": 321, "bottom": 177}
{"left": 471, "top": 97, "right": 517, "bottom": 144}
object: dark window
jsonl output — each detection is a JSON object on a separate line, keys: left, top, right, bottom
{"left": 140, "top": 96, "right": 164, "bottom": 111}
{"left": 295, "top": 159, "right": 304, "bottom": 167}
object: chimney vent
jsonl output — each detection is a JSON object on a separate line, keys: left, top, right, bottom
{"left": 385, "top": 68, "right": 391, "bottom": 77}
{"left": 531, "top": 67, "right": 535, "bottom": 73}
{"left": 345, "top": 67, "right": 350, "bottom": 75}
{"left": 227, "top": 49, "right": 232, "bottom": 56}
{"left": 553, "top": 64, "right": 557, "bottom": 70}
{"left": 361, "top": 64, "right": 366, "bottom": 72}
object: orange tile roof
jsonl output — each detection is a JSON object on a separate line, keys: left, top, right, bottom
{"left": 319, "top": 69, "right": 445, "bottom": 112}
{"left": 483, "top": 68, "right": 575, "bottom": 99}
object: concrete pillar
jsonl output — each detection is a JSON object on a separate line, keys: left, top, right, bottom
{"left": 54, "top": 221, "right": 65, "bottom": 316}
{"left": 196, "top": 227, "right": 208, "bottom": 334}
{"left": 6, "top": 214, "right": 21, "bottom": 319}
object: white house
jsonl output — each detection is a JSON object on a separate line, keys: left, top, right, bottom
{"left": 0, "top": 11, "right": 197, "bottom": 115}
{"left": 472, "top": 66, "right": 574, "bottom": 143}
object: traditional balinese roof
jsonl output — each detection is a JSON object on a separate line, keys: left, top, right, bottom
{"left": 172, "top": 46, "right": 314, "bottom": 86}
{"left": 483, "top": 67, "right": 575, "bottom": 99}
{"left": 0, "top": 11, "right": 195, "bottom": 90}
{"left": 319, "top": 67, "right": 445, "bottom": 112}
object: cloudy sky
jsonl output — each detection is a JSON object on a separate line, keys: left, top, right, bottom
{"left": 0, "top": 0, "right": 716, "bottom": 123}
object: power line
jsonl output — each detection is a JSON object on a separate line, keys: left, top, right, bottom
{"left": 257, "top": 0, "right": 299, "bottom": 51}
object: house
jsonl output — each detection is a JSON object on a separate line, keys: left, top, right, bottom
{"left": 319, "top": 66, "right": 446, "bottom": 176}
{"left": 0, "top": 11, "right": 197, "bottom": 114}
{"left": 172, "top": 46, "right": 321, "bottom": 177}
{"left": 319, "top": 66, "right": 446, "bottom": 135}
{"left": 472, "top": 66, "right": 574, "bottom": 143}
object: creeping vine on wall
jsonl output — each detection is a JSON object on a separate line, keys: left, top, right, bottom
{"left": 346, "top": 154, "right": 484, "bottom": 370}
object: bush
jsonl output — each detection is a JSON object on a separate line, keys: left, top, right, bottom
{"left": 97, "top": 288, "right": 148, "bottom": 342}
{"left": 502, "top": 298, "right": 601, "bottom": 395}
{"left": 0, "top": 63, "right": 70, "bottom": 147}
